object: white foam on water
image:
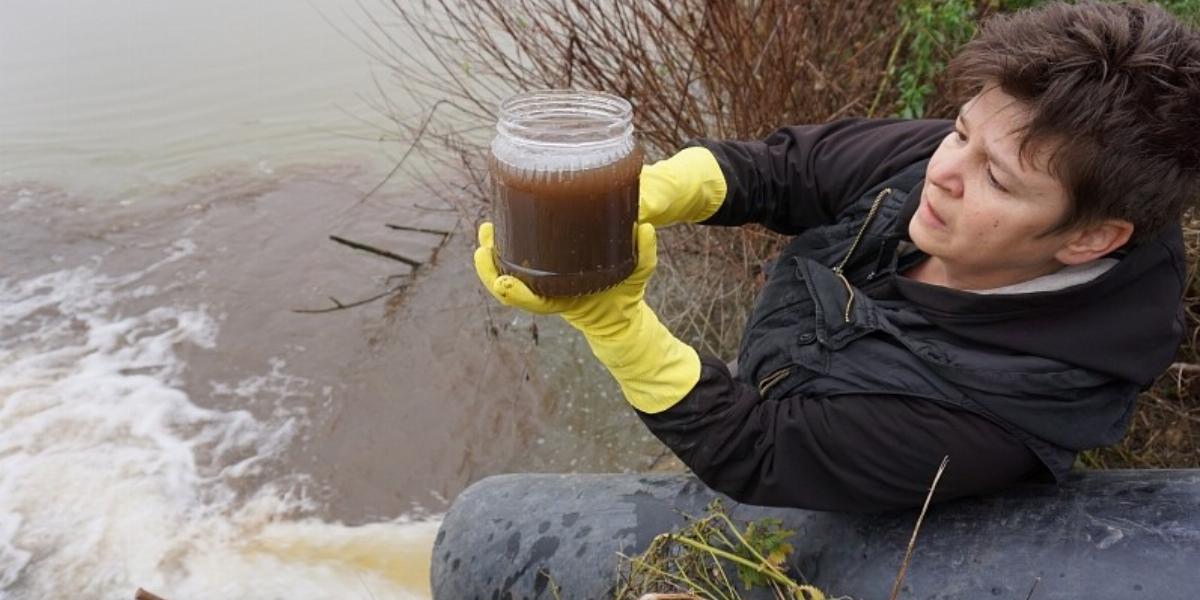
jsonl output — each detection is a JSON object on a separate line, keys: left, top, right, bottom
{"left": 0, "top": 242, "right": 437, "bottom": 599}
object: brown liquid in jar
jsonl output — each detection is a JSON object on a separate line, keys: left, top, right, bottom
{"left": 490, "top": 144, "right": 643, "bottom": 297}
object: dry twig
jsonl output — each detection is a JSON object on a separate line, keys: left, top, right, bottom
{"left": 329, "top": 235, "right": 423, "bottom": 268}
{"left": 1025, "top": 576, "right": 1042, "bottom": 600}
{"left": 889, "top": 455, "right": 950, "bottom": 600}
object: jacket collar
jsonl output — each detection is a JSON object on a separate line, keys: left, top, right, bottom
{"left": 890, "top": 180, "right": 1186, "bottom": 386}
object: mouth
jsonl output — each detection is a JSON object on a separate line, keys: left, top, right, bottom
{"left": 919, "top": 190, "right": 948, "bottom": 230}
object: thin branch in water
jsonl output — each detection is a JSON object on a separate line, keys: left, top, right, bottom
{"left": 385, "top": 223, "right": 453, "bottom": 236}
{"left": 292, "top": 283, "right": 409, "bottom": 314}
{"left": 645, "top": 447, "right": 677, "bottom": 471}
{"left": 329, "top": 234, "right": 423, "bottom": 267}
{"left": 415, "top": 203, "right": 457, "bottom": 212}
{"left": 355, "top": 570, "right": 379, "bottom": 600}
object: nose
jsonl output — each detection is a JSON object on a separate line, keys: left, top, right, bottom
{"left": 926, "top": 141, "right": 965, "bottom": 199}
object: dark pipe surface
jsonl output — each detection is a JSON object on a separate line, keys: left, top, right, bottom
{"left": 431, "top": 470, "right": 1200, "bottom": 599}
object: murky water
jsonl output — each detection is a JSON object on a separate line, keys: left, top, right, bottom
{"left": 0, "top": 2, "right": 664, "bottom": 598}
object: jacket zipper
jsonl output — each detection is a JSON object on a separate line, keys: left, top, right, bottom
{"left": 757, "top": 188, "right": 892, "bottom": 394}
{"left": 831, "top": 187, "right": 892, "bottom": 323}
{"left": 758, "top": 366, "right": 794, "bottom": 395}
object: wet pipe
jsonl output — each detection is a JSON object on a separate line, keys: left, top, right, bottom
{"left": 431, "top": 470, "right": 1200, "bottom": 599}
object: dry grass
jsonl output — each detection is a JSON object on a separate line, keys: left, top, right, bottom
{"left": 614, "top": 499, "right": 827, "bottom": 600}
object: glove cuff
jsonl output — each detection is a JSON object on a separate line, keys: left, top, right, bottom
{"left": 642, "top": 147, "right": 727, "bottom": 226}
{"left": 576, "top": 302, "right": 701, "bottom": 413}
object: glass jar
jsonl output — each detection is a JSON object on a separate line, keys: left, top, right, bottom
{"left": 488, "top": 90, "right": 643, "bottom": 297}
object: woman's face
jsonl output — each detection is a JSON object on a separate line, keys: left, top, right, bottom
{"left": 909, "top": 87, "right": 1078, "bottom": 290}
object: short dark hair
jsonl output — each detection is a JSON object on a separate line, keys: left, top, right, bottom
{"left": 949, "top": 1, "right": 1200, "bottom": 245}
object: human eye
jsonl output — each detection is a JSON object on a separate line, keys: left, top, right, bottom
{"left": 953, "top": 128, "right": 967, "bottom": 144}
{"left": 986, "top": 165, "right": 1009, "bottom": 193}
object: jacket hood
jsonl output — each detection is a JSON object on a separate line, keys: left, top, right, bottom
{"left": 893, "top": 180, "right": 1187, "bottom": 387}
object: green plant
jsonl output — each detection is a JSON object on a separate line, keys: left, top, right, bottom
{"left": 614, "top": 499, "right": 826, "bottom": 600}
{"left": 993, "top": 0, "right": 1199, "bottom": 23}
{"left": 895, "top": 0, "right": 977, "bottom": 119}
{"left": 734, "top": 517, "right": 796, "bottom": 590}
{"left": 1162, "top": 0, "right": 1200, "bottom": 24}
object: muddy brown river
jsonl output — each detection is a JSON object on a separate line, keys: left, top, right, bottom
{"left": 0, "top": 2, "right": 666, "bottom": 597}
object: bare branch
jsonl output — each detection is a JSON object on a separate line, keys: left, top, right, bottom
{"left": 329, "top": 235, "right": 422, "bottom": 267}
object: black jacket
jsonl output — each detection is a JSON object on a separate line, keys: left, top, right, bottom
{"left": 638, "top": 119, "right": 1186, "bottom": 512}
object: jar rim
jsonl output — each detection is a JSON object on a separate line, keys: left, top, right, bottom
{"left": 497, "top": 89, "right": 633, "bottom": 148}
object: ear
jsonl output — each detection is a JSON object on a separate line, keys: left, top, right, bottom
{"left": 1054, "top": 219, "right": 1134, "bottom": 265}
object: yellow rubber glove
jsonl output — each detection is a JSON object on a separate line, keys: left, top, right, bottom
{"left": 474, "top": 222, "right": 701, "bottom": 413}
{"left": 638, "top": 146, "right": 728, "bottom": 227}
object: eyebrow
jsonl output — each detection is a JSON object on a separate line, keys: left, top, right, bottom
{"left": 957, "top": 106, "right": 1023, "bottom": 184}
